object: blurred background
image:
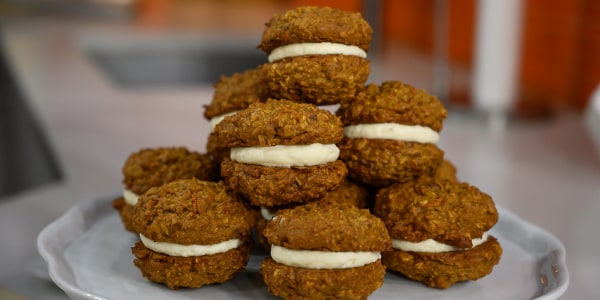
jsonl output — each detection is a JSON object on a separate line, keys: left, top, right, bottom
{"left": 1, "top": 0, "right": 599, "bottom": 197}
{"left": 1, "top": 0, "right": 598, "bottom": 112}
{"left": 0, "top": 0, "right": 599, "bottom": 299}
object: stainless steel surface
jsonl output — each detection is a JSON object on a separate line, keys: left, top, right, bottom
{"left": 0, "top": 43, "right": 61, "bottom": 196}
{"left": 83, "top": 35, "right": 266, "bottom": 87}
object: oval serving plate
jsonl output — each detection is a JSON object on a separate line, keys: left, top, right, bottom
{"left": 38, "top": 194, "right": 568, "bottom": 300}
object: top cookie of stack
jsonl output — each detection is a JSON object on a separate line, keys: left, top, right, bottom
{"left": 258, "top": 6, "right": 373, "bottom": 105}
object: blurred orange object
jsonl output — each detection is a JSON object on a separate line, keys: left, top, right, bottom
{"left": 381, "top": 0, "right": 600, "bottom": 116}
{"left": 517, "top": 0, "right": 584, "bottom": 117}
{"left": 290, "top": 0, "right": 362, "bottom": 12}
{"left": 133, "top": 0, "right": 293, "bottom": 32}
{"left": 135, "top": 0, "right": 169, "bottom": 28}
{"left": 382, "top": 0, "right": 434, "bottom": 53}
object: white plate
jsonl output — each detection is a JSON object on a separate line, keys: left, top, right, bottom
{"left": 38, "top": 195, "right": 569, "bottom": 300}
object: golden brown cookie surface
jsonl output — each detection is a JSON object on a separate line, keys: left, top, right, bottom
{"left": 214, "top": 99, "right": 343, "bottom": 147}
{"left": 221, "top": 159, "right": 347, "bottom": 207}
{"left": 258, "top": 6, "right": 372, "bottom": 53}
{"left": 263, "top": 55, "right": 370, "bottom": 105}
{"left": 132, "top": 241, "right": 251, "bottom": 289}
{"left": 382, "top": 237, "right": 502, "bottom": 289}
{"left": 374, "top": 178, "right": 498, "bottom": 248}
{"left": 122, "top": 147, "right": 219, "bottom": 195}
{"left": 203, "top": 65, "right": 268, "bottom": 119}
{"left": 264, "top": 202, "right": 391, "bottom": 252}
{"left": 132, "top": 179, "right": 253, "bottom": 245}
{"left": 339, "top": 138, "right": 444, "bottom": 187}
{"left": 337, "top": 81, "right": 448, "bottom": 131}
{"left": 261, "top": 258, "right": 385, "bottom": 300}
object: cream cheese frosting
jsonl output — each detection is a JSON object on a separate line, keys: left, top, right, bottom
{"left": 140, "top": 234, "right": 243, "bottom": 257}
{"left": 230, "top": 143, "right": 339, "bottom": 167}
{"left": 268, "top": 42, "right": 367, "bottom": 63}
{"left": 391, "top": 232, "right": 489, "bottom": 253}
{"left": 270, "top": 245, "right": 380, "bottom": 269}
{"left": 260, "top": 207, "right": 277, "bottom": 221}
{"left": 123, "top": 189, "right": 139, "bottom": 206}
{"left": 343, "top": 123, "right": 440, "bottom": 144}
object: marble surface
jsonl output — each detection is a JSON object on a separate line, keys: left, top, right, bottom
{"left": 1, "top": 17, "right": 598, "bottom": 300}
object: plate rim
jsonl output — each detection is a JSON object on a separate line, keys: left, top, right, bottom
{"left": 491, "top": 204, "right": 569, "bottom": 299}
{"left": 37, "top": 194, "right": 569, "bottom": 300}
{"left": 37, "top": 194, "right": 116, "bottom": 300}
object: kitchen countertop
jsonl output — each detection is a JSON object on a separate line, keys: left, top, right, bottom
{"left": 1, "top": 17, "right": 599, "bottom": 300}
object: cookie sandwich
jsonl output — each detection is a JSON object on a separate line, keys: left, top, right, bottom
{"left": 258, "top": 6, "right": 372, "bottom": 105}
{"left": 112, "top": 147, "right": 218, "bottom": 232}
{"left": 131, "top": 179, "right": 254, "bottom": 289}
{"left": 204, "top": 66, "right": 269, "bottom": 167}
{"left": 374, "top": 177, "right": 502, "bottom": 288}
{"left": 337, "top": 81, "right": 448, "bottom": 187}
{"left": 214, "top": 99, "right": 347, "bottom": 208}
{"left": 255, "top": 178, "right": 370, "bottom": 250}
{"left": 261, "top": 202, "right": 391, "bottom": 299}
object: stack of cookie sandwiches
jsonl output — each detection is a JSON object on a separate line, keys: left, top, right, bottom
{"left": 109, "top": 4, "right": 504, "bottom": 296}
{"left": 112, "top": 147, "right": 219, "bottom": 233}
{"left": 261, "top": 202, "right": 391, "bottom": 299}
{"left": 213, "top": 7, "right": 391, "bottom": 299}
{"left": 111, "top": 148, "right": 257, "bottom": 289}
{"left": 334, "top": 77, "right": 503, "bottom": 289}
{"left": 131, "top": 179, "right": 256, "bottom": 289}
{"left": 203, "top": 65, "right": 270, "bottom": 168}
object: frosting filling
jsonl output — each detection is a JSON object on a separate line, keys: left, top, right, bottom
{"left": 260, "top": 207, "right": 276, "bottom": 221}
{"left": 230, "top": 143, "right": 339, "bottom": 167}
{"left": 123, "top": 189, "right": 139, "bottom": 206}
{"left": 140, "top": 234, "right": 243, "bottom": 257}
{"left": 271, "top": 245, "right": 380, "bottom": 269}
{"left": 343, "top": 123, "right": 440, "bottom": 144}
{"left": 268, "top": 42, "right": 367, "bottom": 63}
{"left": 392, "top": 232, "right": 489, "bottom": 253}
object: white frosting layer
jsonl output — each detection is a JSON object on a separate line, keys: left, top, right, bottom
{"left": 230, "top": 143, "right": 339, "bottom": 167}
{"left": 123, "top": 189, "right": 139, "bottom": 206}
{"left": 343, "top": 123, "right": 440, "bottom": 144}
{"left": 140, "top": 234, "right": 243, "bottom": 257}
{"left": 268, "top": 42, "right": 367, "bottom": 63}
{"left": 210, "top": 111, "right": 237, "bottom": 131}
{"left": 271, "top": 245, "right": 380, "bottom": 269}
{"left": 392, "top": 232, "right": 489, "bottom": 253}
{"left": 260, "top": 207, "right": 276, "bottom": 221}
